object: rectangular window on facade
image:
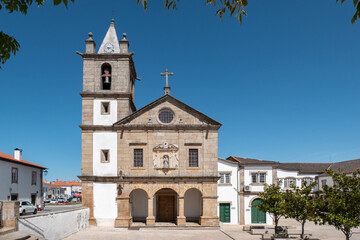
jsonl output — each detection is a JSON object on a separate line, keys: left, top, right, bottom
{"left": 101, "top": 150, "right": 110, "bottom": 163}
{"left": 321, "top": 179, "right": 327, "bottom": 187}
{"left": 31, "top": 171, "right": 37, "bottom": 185}
{"left": 11, "top": 168, "right": 18, "bottom": 184}
{"left": 259, "top": 173, "right": 266, "bottom": 183}
{"left": 134, "top": 149, "right": 143, "bottom": 167}
{"left": 219, "top": 173, "right": 231, "bottom": 184}
{"left": 251, "top": 173, "right": 258, "bottom": 183}
{"left": 101, "top": 102, "right": 110, "bottom": 115}
{"left": 284, "top": 178, "right": 296, "bottom": 188}
{"left": 302, "top": 178, "right": 313, "bottom": 185}
{"left": 188, "top": 149, "right": 199, "bottom": 167}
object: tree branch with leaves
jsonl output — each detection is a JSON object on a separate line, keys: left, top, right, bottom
{"left": 313, "top": 169, "right": 360, "bottom": 240}
{"left": 256, "top": 183, "right": 285, "bottom": 234}
{"left": 283, "top": 181, "right": 317, "bottom": 239}
{"left": 0, "top": 0, "right": 74, "bottom": 69}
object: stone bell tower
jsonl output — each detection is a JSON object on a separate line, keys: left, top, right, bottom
{"left": 79, "top": 19, "right": 137, "bottom": 129}
{"left": 78, "top": 20, "right": 138, "bottom": 226}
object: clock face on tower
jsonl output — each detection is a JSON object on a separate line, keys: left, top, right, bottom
{"left": 104, "top": 43, "right": 114, "bottom": 53}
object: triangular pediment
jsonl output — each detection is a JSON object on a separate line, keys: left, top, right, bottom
{"left": 113, "top": 95, "right": 221, "bottom": 127}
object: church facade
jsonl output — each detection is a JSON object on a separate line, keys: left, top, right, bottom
{"left": 78, "top": 20, "right": 221, "bottom": 227}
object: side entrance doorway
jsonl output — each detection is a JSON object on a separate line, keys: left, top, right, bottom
{"left": 251, "top": 198, "right": 266, "bottom": 224}
{"left": 31, "top": 194, "right": 37, "bottom": 206}
{"left": 219, "top": 203, "right": 230, "bottom": 223}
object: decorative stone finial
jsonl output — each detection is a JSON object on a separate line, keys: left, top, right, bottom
{"left": 111, "top": 19, "right": 115, "bottom": 24}
{"left": 88, "top": 32, "right": 93, "bottom": 40}
{"left": 122, "top": 33, "right": 127, "bottom": 40}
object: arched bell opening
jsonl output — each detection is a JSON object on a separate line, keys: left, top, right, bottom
{"left": 101, "top": 63, "right": 112, "bottom": 90}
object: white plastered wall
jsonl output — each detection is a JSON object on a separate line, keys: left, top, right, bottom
{"left": 243, "top": 165, "right": 273, "bottom": 225}
{"left": 277, "top": 169, "right": 318, "bottom": 189}
{"left": 93, "top": 99, "right": 118, "bottom": 125}
{"left": 93, "top": 132, "right": 117, "bottom": 176}
{"left": 217, "top": 160, "right": 239, "bottom": 224}
{"left": 244, "top": 166, "right": 273, "bottom": 192}
{"left": 0, "top": 160, "right": 42, "bottom": 204}
{"left": 93, "top": 183, "right": 117, "bottom": 226}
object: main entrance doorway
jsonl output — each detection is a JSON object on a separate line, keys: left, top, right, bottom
{"left": 155, "top": 188, "right": 177, "bottom": 223}
{"left": 251, "top": 198, "right": 266, "bottom": 224}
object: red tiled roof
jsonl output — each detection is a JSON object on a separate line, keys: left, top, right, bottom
{"left": 0, "top": 152, "right": 46, "bottom": 169}
{"left": 50, "top": 181, "right": 82, "bottom": 186}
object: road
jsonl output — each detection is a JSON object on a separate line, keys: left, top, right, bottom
{"left": 34, "top": 203, "right": 83, "bottom": 216}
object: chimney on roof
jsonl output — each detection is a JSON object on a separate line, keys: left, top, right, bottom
{"left": 14, "top": 148, "right": 22, "bottom": 160}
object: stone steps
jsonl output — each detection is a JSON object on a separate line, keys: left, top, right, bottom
{"left": 140, "top": 226, "right": 220, "bottom": 230}
{"left": 0, "top": 231, "right": 45, "bottom": 240}
{"left": 0, "top": 227, "right": 15, "bottom": 236}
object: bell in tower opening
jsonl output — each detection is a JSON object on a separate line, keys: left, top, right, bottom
{"left": 101, "top": 63, "right": 112, "bottom": 90}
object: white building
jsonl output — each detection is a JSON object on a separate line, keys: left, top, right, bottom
{"left": 0, "top": 149, "right": 46, "bottom": 207}
{"left": 217, "top": 158, "right": 239, "bottom": 224}
{"left": 217, "top": 156, "right": 358, "bottom": 225}
{"left": 43, "top": 181, "right": 82, "bottom": 200}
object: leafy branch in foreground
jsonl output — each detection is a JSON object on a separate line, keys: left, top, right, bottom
{"left": 0, "top": 0, "right": 74, "bottom": 69}
{"left": 337, "top": 0, "right": 360, "bottom": 24}
{"left": 137, "top": 0, "right": 360, "bottom": 24}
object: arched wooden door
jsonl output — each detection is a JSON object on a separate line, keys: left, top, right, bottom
{"left": 251, "top": 199, "right": 266, "bottom": 224}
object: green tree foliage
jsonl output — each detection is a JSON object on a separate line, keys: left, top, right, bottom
{"left": 313, "top": 169, "right": 360, "bottom": 240}
{"left": 256, "top": 184, "right": 285, "bottom": 234}
{"left": 283, "top": 181, "right": 317, "bottom": 239}
{"left": 0, "top": 0, "right": 74, "bottom": 69}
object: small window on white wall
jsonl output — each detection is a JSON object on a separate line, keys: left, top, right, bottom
{"left": 251, "top": 173, "right": 258, "bottom": 183}
{"left": 259, "top": 173, "right": 266, "bottom": 183}
{"left": 219, "top": 173, "right": 231, "bottom": 184}
{"left": 251, "top": 172, "right": 266, "bottom": 184}
{"left": 101, "top": 150, "right": 110, "bottom": 163}
{"left": 101, "top": 102, "right": 110, "bottom": 115}
{"left": 284, "top": 178, "right": 296, "bottom": 188}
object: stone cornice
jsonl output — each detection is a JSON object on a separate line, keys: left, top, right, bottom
{"left": 79, "top": 124, "right": 220, "bottom": 131}
{"left": 80, "top": 92, "right": 132, "bottom": 99}
{"left": 78, "top": 175, "right": 219, "bottom": 183}
{"left": 81, "top": 52, "right": 134, "bottom": 60}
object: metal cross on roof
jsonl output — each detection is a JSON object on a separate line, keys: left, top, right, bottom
{"left": 160, "top": 69, "right": 174, "bottom": 88}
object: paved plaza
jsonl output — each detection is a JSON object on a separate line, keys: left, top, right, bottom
{"left": 64, "top": 218, "right": 360, "bottom": 240}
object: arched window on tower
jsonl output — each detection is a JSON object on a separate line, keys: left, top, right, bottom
{"left": 101, "top": 63, "right": 112, "bottom": 90}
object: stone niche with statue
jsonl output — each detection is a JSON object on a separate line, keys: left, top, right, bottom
{"left": 153, "top": 142, "right": 179, "bottom": 174}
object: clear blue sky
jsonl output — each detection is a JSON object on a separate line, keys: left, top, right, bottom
{"left": 0, "top": 1, "right": 359, "bottom": 181}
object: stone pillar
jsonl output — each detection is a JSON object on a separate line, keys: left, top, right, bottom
{"left": 115, "top": 197, "right": 131, "bottom": 227}
{"left": 199, "top": 196, "right": 219, "bottom": 227}
{"left": 82, "top": 182, "right": 96, "bottom": 226}
{"left": 146, "top": 196, "right": 155, "bottom": 226}
{"left": 239, "top": 167, "right": 245, "bottom": 225}
{"left": 177, "top": 197, "right": 186, "bottom": 226}
{"left": 1, "top": 201, "right": 19, "bottom": 228}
